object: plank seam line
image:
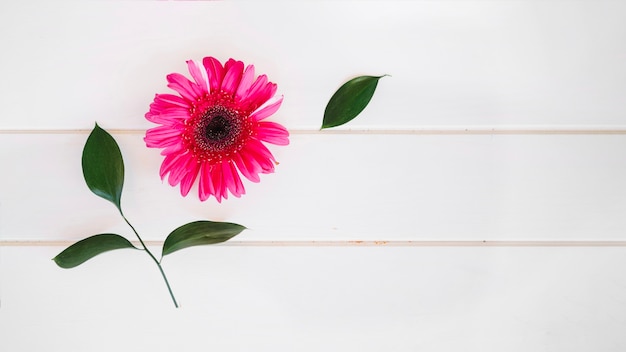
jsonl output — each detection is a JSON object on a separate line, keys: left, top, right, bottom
{"left": 3, "top": 240, "right": 626, "bottom": 247}
{"left": 2, "top": 128, "right": 626, "bottom": 135}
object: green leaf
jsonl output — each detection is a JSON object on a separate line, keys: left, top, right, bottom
{"left": 82, "top": 123, "right": 125, "bottom": 211}
{"left": 162, "top": 221, "right": 246, "bottom": 257}
{"left": 53, "top": 234, "right": 137, "bottom": 269}
{"left": 322, "top": 75, "right": 386, "bottom": 129}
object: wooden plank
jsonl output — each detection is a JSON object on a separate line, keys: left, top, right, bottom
{"left": 1, "top": 246, "right": 625, "bottom": 351}
{"left": 2, "top": 132, "right": 626, "bottom": 242}
{"left": 0, "top": 1, "right": 625, "bottom": 129}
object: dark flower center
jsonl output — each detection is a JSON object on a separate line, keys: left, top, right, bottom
{"left": 204, "top": 115, "right": 231, "bottom": 142}
{"left": 193, "top": 105, "right": 243, "bottom": 154}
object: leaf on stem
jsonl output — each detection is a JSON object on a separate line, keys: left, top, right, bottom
{"left": 322, "top": 75, "right": 387, "bottom": 129}
{"left": 82, "top": 123, "right": 125, "bottom": 211}
{"left": 53, "top": 234, "right": 137, "bottom": 268}
{"left": 162, "top": 221, "right": 246, "bottom": 257}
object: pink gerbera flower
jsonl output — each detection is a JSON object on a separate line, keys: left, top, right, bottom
{"left": 144, "top": 57, "right": 289, "bottom": 202}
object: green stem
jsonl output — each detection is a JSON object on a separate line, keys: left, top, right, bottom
{"left": 120, "top": 211, "right": 179, "bottom": 308}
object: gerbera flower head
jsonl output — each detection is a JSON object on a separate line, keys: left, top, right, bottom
{"left": 144, "top": 57, "right": 289, "bottom": 202}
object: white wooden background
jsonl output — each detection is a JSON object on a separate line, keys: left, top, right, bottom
{"left": 1, "top": 1, "right": 626, "bottom": 351}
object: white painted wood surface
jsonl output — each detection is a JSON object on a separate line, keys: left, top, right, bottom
{"left": 2, "top": 133, "right": 626, "bottom": 242}
{"left": 1, "top": 1, "right": 626, "bottom": 351}
{"left": 1, "top": 1, "right": 625, "bottom": 130}
{"left": 2, "top": 246, "right": 626, "bottom": 351}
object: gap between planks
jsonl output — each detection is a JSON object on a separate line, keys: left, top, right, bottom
{"left": 2, "top": 127, "right": 626, "bottom": 135}
{"left": 3, "top": 240, "right": 626, "bottom": 247}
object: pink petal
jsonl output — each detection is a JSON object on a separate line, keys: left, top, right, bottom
{"left": 244, "top": 74, "right": 267, "bottom": 97}
{"left": 233, "top": 151, "right": 261, "bottom": 183}
{"left": 256, "top": 121, "right": 290, "bottom": 146}
{"left": 231, "top": 161, "right": 245, "bottom": 196}
{"left": 247, "top": 81, "right": 277, "bottom": 111}
{"left": 221, "top": 59, "right": 244, "bottom": 95}
{"left": 250, "top": 95, "right": 283, "bottom": 121}
{"left": 186, "top": 60, "right": 209, "bottom": 94}
{"left": 167, "top": 73, "right": 201, "bottom": 101}
{"left": 199, "top": 162, "right": 215, "bottom": 202}
{"left": 240, "top": 150, "right": 266, "bottom": 178}
{"left": 161, "top": 143, "right": 185, "bottom": 156}
{"left": 241, "top": 74, "right": 268, "bottom": 108}
{"left": 202, "top": 57, "right": 224, "bottom": 92}
{"left": 180, "top": 160, "right": 200, "bottom": 197}
{"left": 267, "top": 83, "right": 277, "bottom": 97}
{"left": 147, "top": 101, "right": 187, "bottom": 117}
{"left": 241, "top": 139, "right": 276, "bottom": 174}
{"left": 235, "top": 65, "right": 255, "bottom": 101}
{"left": 145, "top": 107, "right": 190, "bottom": 125}
{"left": 167, "top": 153, "right": 194, "bottom": 187}
{"left": 224, "top": 160, "right": 245, "bottom": 197}
{"left": 159, "top": 153, "right": 182, "bottom": 180}
{"left": 210, "top": 163, "right": 225, "bottom": 202}
{"left": 153, "top": 94, "right": 190, "bottom": 108}
{"left": 144, "top": 126, "right": 184, "bottom": 148}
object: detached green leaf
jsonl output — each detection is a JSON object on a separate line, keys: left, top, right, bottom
{"left": 82, "top": 123, "right": 124, "bottom": 211}
{"left": 53, "top": 234, "right": 137, "bottom": 269}
{"left": 322, "top": 75, "right": 386, "bottom": 129}
{"left": 162, "top": 221, "right": 246, "bottom": 257}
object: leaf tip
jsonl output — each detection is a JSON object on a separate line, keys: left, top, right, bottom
{"left": 52, "top": 256, "right": 69, "bottom": 269}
